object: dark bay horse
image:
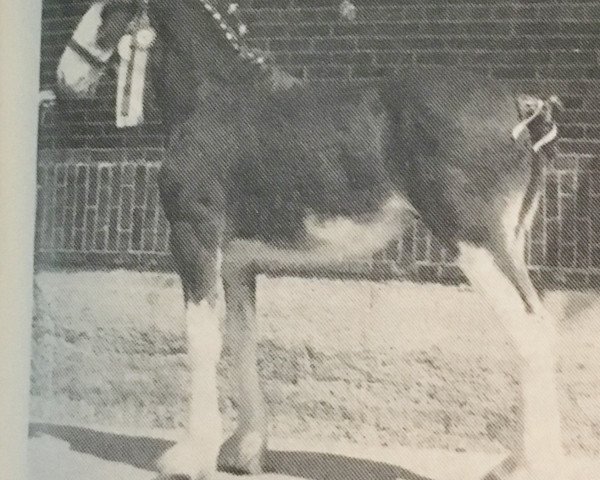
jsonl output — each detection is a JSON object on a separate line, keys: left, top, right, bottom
{"left": 56, "top": 2, "right": 564, "bottom": 479}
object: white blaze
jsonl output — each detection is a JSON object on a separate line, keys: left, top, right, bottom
{"left": 56, "top": 3, "right": 114, "bottom": 96}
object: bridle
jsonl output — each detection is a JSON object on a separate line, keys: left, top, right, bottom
{"left": 66, "top": 0, "right": 267, "bottom": 71}
{"left": 63, "top": 0, "right": 272, "bottom": 128}
{"left": 66, "top": 38, "right": 112, "bottom": 69}
{"left": 65, "top": 0, "right": 147, "bottom": 70}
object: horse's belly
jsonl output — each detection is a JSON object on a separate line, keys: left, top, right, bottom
{"left": 224, "top": 195, "right": 414, "bottom": 272}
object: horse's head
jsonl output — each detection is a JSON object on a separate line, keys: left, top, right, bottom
{"left": 57, "top": 0, "right": 263, "bottom": 102}
{"left": 57, "top": 0, "right": 138, "bottom": 98}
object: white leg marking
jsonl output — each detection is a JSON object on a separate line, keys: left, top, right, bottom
{"left": 57, "top": 3, "right": 115, "bottom": 95}
{"left": 458, "top": 243, "right": 564, "bottom": 479}
{"left": 158, "top": 293, "right": 224, "bottom": 478}
{"left": 219, "top": 280, "right": 266, "bottom": 474}
{"left": 187, "top": 300, "right": 223, "bottom": 442}
{"left": 458, "top": 244, "right": 556, "bottom": 359}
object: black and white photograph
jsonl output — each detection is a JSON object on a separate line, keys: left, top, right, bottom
{"left": 22, "top": 1, "right": 600, "bottom": 479}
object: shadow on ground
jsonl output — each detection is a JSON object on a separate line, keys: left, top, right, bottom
{"left": 30, "top": 423, "right": 432, "bottom": 480}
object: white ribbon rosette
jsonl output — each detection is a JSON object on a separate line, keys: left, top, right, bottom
{"left": 116, "top": 25, "right": 156, "bottom": 128}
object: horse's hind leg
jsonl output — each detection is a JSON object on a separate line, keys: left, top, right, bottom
{"left": 157, "top": 220, "right": 225, "bottom": 480}
{"left": 458, "top": 240, "right": 565, "bottom": 480}
{"left": 218, "top": 270, "right": 268, "bottom": 474}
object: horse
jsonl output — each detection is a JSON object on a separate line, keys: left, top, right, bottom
{"left": 55, "top": 1, "right": 565, "bottom": 479}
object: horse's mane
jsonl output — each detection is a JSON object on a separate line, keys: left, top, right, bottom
{"left": 150, "top": 0, "right": 302, "bottom": 123}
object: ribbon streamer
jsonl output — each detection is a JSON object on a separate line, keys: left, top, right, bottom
{"left": 532, "top": 123, "right": 558, "bottom": 153}
{"left": 116, "top": 13, "right": 155, "bottom": 128}
{"left": 512, "top": 96, "right": 559, "bottom": 153}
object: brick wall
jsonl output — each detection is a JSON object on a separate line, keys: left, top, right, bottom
{"left": 39, "top": 0, "right": 600, "bottom": 151}
{"left": 34, "top": 147, "right": 600, "bottom": 288}
{"left": 36, "top": 0, "right": 600, "bottom": 286}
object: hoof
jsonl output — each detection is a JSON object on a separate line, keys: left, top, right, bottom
{"left": 218, "top": 430, "right": 266, "bottom": 475}
{"left": 157, "top": 437, "right": 217, "bottom": 480}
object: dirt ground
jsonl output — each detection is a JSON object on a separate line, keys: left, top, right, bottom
{"left": 30, "top": 270, "right": 600, "bottom": 458}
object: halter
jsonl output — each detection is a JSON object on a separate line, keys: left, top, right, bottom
{"left": 67, "top": 38, "right": 112, "bottom": 69}
{"left": 66, "top": 1, "right": 262, "bottom": 69}
{"left": 112, "top": 0, "right": 267, "bottom": 127}
{"left": 66, "top": 1, "right": 283, "bottom": 127}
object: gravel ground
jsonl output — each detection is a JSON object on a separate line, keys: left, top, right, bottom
{"left": 30, "top": 271, "right": 600, "bottom": 457}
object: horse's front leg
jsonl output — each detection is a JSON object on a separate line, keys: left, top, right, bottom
{"left": 157, "top": 219, "right": 225, "bottom": 480}
{"left": 219, "top": 270, "right": 268, "bottom": 474}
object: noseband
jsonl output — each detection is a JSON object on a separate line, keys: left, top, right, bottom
{"left": 66, "top": 38, "right": 111, "bottom": 69}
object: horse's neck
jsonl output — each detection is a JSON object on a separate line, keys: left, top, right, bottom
{"left": 192, "top": 63, "right": 301, "bottom": 108}
{"left": 203, "top": 61, "right": 302, "bottom": 93}
{"left": 153, "top": 34, "right": 301, "bottom": 125}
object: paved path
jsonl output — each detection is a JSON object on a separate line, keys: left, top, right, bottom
{"left": 29, "top": 423, "right": 600, "bottom": 480}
